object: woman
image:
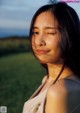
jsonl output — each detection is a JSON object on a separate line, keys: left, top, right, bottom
{"left": 22, "top": 2, "right": 80, "bottom": 113}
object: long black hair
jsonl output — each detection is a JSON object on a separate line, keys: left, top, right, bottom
{"left": 29, "top": 2, "right": 80, "bottom": 78}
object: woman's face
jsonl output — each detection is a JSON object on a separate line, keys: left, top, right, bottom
{"left": 31, "top": 11, "right": 62, "bottom": 64}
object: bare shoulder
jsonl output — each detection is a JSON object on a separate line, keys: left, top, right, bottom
{"left": 47, "top": 78, "right": 69, "bottom": 99}
{"left": 45, "top": 78, "right": 80, "bottom": 113}
{"left": 47, "top": 77, "right": 80, "bottom": 97}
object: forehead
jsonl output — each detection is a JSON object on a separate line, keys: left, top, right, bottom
{"left": 33, "top": 11, "right": 58, "bottom": 27}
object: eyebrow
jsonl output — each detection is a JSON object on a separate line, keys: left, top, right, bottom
{"left": 32, "top": 27, "right": 58, "bottom": 30}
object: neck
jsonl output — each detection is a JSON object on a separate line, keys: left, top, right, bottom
{"left": 47, "top": 63, "right": 74, "bottom": 82}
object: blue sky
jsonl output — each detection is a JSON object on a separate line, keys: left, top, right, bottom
{"left": 0, "top": 0, "right": 80, "bottom": 37}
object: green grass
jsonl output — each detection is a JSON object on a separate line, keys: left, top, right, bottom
{"left": 0, "top": 53, "right": 46, "bottom": 113}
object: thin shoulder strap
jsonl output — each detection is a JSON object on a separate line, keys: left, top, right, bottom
{"left": 29, "top": 76, "right": 47, "bottom": 100}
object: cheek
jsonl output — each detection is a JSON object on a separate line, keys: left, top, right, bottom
{"left": 47, "top": 38, "right": 61, "bottom": 59}
{"left": 31, "top": 37, "right": 35, "bottom": 49}
{"left": 46, "top": 37, "right": 60, "bottom": 49}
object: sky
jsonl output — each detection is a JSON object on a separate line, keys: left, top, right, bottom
{"left": 0, "top": 0, "right": 80, "bottom": 38}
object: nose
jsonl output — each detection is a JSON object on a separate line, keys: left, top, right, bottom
{"left": 35, "top": 35, "right": 46, "bottom": 47}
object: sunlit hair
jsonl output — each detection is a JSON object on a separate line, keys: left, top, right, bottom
{"left": 29, "top": 2, "right": 80, "bottom": 77}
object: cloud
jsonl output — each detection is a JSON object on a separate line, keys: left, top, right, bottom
{"left": 0, "top": 0, "right": 48, "bottom": 30}
{"left": 0, "top": 0, "right": 48, "bottom": 10}
{"left": 0, "top": 19, "right": 29, "bottom": 29}
{"left": 0, "top": 0, "right": 80, "bottom": 37}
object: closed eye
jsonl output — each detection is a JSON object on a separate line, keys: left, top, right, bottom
{"left": 47, "top": 32, "right": 57, "bottom": 35}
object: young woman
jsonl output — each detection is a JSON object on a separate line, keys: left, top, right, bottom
{"left": 22, "top": 2, "right": 80, "bottom": 113}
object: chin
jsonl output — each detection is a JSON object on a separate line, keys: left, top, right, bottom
{"left": 35, "top": 57, "right": 48, "bottom": 64}
{"left": 34, "top": 54, "right": 60, "bottom": 64}
{"left": 36, "top": 57, "right": 53, "bottom": 64}
{"left": 36, "top": 57, "right": 61, "bottom": 65}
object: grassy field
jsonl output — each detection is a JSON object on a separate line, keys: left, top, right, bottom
{"left": 0, "top": 52, "right": 46, "bottom": 113}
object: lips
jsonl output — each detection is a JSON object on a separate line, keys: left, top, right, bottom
{"left": 36, "top": 49, "right": 49, "bottom": 54}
